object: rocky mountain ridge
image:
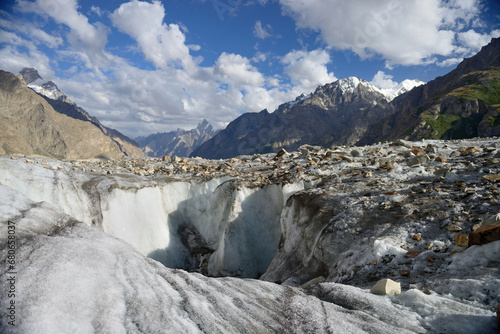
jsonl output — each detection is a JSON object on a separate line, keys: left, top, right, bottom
{"left": 0, "top": 70, "right": 145, "bottom": 159}
{"left": 192, "top": 38, "right": 500, "bottom": 159}
{"left": 191, "top": 76, "right": 407, "bottom": 159}
{"left": 136, "top": 119, "right": 219, "bottom": 158}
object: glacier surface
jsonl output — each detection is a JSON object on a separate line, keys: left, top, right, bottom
{"left": 1, "top": 137, "right": 499, "bottom": 333}
{"left": 1, "top": 183, "right": 496, "bottom": 333}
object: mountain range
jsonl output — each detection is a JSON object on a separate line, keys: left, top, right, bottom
{"left": 136, "top": 119, "right": 219, "bottom": 158}
{"left": 0, "top": 68, "right": 145, "bottom": 159}
{"left": 1, "top": 38, "right": 499, "bottom": 161}
{"left": 192, "top": 38, "right": 500, "bottom": 159}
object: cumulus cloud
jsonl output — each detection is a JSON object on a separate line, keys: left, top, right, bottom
{"left": 279, "top": 0, "right": 492, "bottom": 67}
{"left": 281, "top": 49, "right": 336, "bottom": 92}
{"left": 214, "top": 52, "right": 265, "bottom": 88}
{"left": 111, "top": 0, "right": 196, "bottom": 71}
{"left": 369, "top": 71, "right": 398, "bottom": 89}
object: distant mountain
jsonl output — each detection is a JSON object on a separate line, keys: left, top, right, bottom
{"left": 0, "top": 69, "right": 145, "bottom": 159}
{"left": 191, "top": 77, "right": 421, "bottom": 159}
{"left": 136, "top": 119, "right": 218, "bottom": 158}
{"left": 192, "top": 38, "right": 500, "bottom": 159}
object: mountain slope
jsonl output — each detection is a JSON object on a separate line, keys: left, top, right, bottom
{"left": 0, "top": 70, "right": 145, "bottom": 159}
{"left": 136, "top": 119, "right": 218, "bottom": 158}
{"left": 359, "top": 37, "right": 500, "bottom": 144}
{"left": 18, "top": 68, "right": 145, "bottom": 158}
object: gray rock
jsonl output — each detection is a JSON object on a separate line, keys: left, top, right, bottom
{"left": 406, "top": 154, "right": 430, "bottom": 167}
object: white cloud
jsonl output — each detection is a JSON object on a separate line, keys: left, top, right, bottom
{"left": 16, "top": 0, "right": 111, "bottom": 70}
{"left": 0, "top": 11, "right": 63, "bottom": 49}
{"left": 28, "top": 27, "right": 63, "bottom": 48}
{"left": 0, "top": 41, "right": 53, "bottom": 77}
{"left": 110, "top": 0, "right": 195, "bottom": 71}
{"left": 90, "top": 6, "right": 103, "bottom": 17}
{"left": 457, "top": 29, "right": 500, "bottom": 52}
{"left": 369, "top": 71, "right": 397, "bottom": 89}
{"left": 214, "top": 52, "right": 265, "bottom": 88}
{"left": 437, "top": 57, "right": 463, "bottom": 67}
{"left": 281, "top": 49, "right": 336, "bottom": 92}
{"left": 254, "top": 21, "right": 271, "bottom": 39}
{"left": 279, "top": 0, "right": 491, "bottom": 67}
{"left": 1, "top": 0, "right": 344, "bottom": 138}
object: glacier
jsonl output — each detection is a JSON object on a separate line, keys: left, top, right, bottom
{"left": 0, "top": 182, "right": 495, "bottom": 333}
{"left": 1, "top": 137, "right": 499, "bottom": 333}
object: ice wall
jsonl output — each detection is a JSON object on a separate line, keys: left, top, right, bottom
{"left": 0, "top": 158, "right": 307, "bottom": 277}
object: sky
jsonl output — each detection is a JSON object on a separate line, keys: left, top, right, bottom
{"left": 0, "top": 0, "right": 499, "bottom": 139}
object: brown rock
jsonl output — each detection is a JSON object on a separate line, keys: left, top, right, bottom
{"left": 454, "top": 233, "right": 469, "bottom": 247}
{"left": 468, "top": 221, "right": 500, "bottom": 246}
{"left": 273, "top": 148, "right": 288, "bottom": 160}
{"left": 400, "top": 270, "right": 411, "bottom": 277}
{"left": 460, "top": 146, "right": 481, "bottom": 156}
{"left": 412, "top": 234, "right": 421, "bottom": 241}
{"left": 412, "top": 146, "right": 426, "bottom": 156}
{"left": 384, "top": 191, "right": 398, "bottom": 195}
{"left": 483, "top": 174, "right": 500, "bottom": 183}
{"left": 405, "top": 250, "right": 424, "bottom": 258}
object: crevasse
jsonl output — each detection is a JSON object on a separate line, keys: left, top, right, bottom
{"left": 0, "top": 158, "right": 309, "bottom": 278}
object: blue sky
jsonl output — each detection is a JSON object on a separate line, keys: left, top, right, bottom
{"left": 0, "top": 0, "right": 499, "bottom": 138}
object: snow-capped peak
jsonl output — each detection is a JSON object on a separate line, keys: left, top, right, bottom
{"left": 376, "top": 79, "right": 425, "bottom": 102}
{"left": 283, "top": 92, "right": 312, "bottom": 109}
{"left": 337, "top": 77, "right": 362, "bottom": 94}
{"left": 19, "top": 67, "right": 66, "bottom": 101}
{"left": 28, "top": 80, "right": 65, "bottom": 100}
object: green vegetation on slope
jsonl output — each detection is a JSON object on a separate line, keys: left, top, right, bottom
{"left": 448, "top": 67, "right": 500, "bottom": 107}
{"left": 420, "top": 67, "right": 500, "bottom": 139}
{"left": 423, "top": 113, "right": 462, "bottom": 139}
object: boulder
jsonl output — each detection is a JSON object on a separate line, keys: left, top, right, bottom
{"left": 393, "top": 139, "right": 413, "bottom": 148}
{"left": 468, "top": 221, "right": 500, "bottom": 246}
{"left": 274, "top": 148, "right": 288, "bottom": 160}
{"left": 371, "top": 279, "right": 401, "bottom": 296}
{"left": 411, "top": 146, "right": 426, "bottom": 156}
{"left": 406, "top": 154, "right": 430, "bottom": 167}
{"left": 482, "top": 174, "right": 500, "bottom": 183}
